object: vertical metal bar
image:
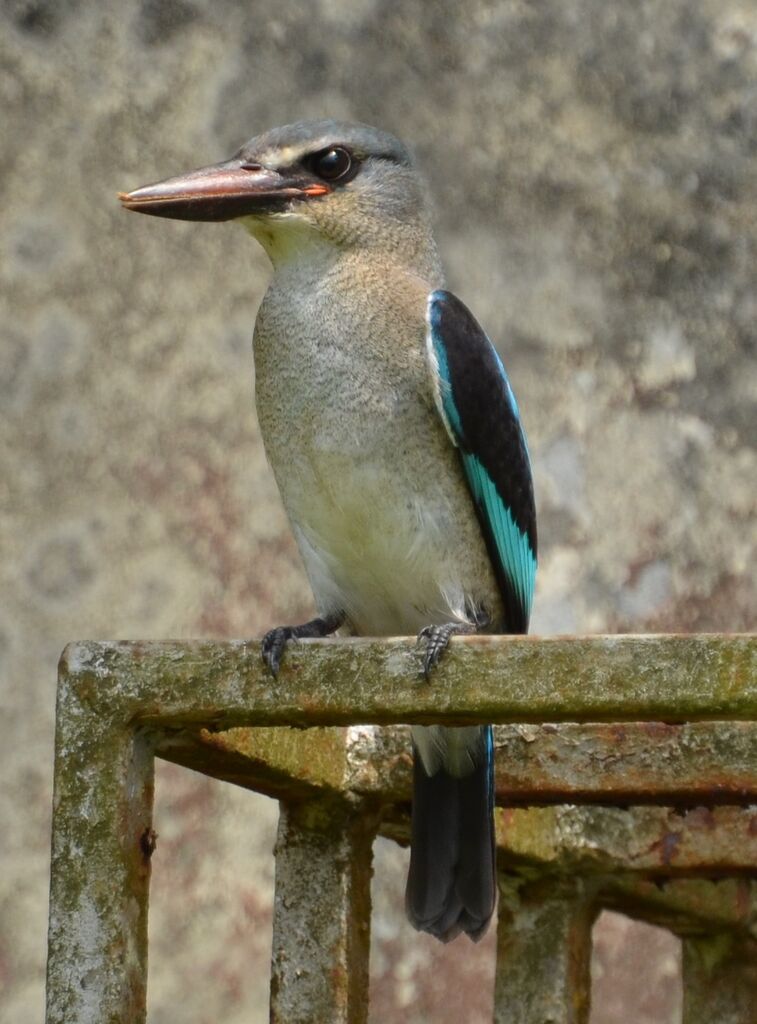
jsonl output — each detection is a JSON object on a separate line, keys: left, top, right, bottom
{"left": 46, "top": 656, "right": 155, "bottom": 1024}
{"left": 682, "top": 935, "right": 757, "bottom": 1024}
{"left": 270, "top": 797, "right": 379, "bottom": 1024}
{"left": 494, "top": 877, "right": 594, "bottom": 1024}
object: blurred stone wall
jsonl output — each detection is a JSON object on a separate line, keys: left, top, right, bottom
{"left": 1, "top": 2, "right": 754, "bottom": 1022}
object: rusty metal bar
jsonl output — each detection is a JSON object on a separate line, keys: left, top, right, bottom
{"left": 602, "top": 877, "right": 757, "bottom": 939}
{"left": 157, "top": 725, "right": 358, "bottom": 802}
{"left": 46, "top": 634, "right": 757, "bottom": 1024}
{"left": 682, "top": 934, "right": 757, "bottom": 1023}
{"left": 46, "top": 672, "right": 155, "bottom": 1024}
{"left": 158, "top": 720, "right": 757, "bottom": 806}
{"left": 494, "top": 877, "right": 594, "bottom": 1024}
{"left": 270, "top": 796, "right": 379, "bottom": 1024}
{"left": 382, "top": 804, "right": 757, "bottom": 876}
{"left": 496, "top": 805, "right": 757, "bottom": 875}
{"left": 492, "top": 721, "right": 757, "bottom": 805}
{"left": 61, "top": 634, "right": 756, "bottom": 728}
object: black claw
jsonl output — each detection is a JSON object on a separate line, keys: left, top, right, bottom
{"left": 261, "top": 612, "right": 346, "bottom": 677}
{"left": 417, "top": 620, "right": 481, "bottom": 678}
{"left": 262, "top": 626, "right": 291, "bottom": 677}
{"left": 418, "top": 623, "right": 457, "bottom": 678}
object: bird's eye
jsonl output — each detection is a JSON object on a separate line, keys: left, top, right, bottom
{"left": 308, "top": 147, "right": 356, "bottom": 183}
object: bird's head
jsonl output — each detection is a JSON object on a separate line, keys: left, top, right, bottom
{"left": 119, "top": 120, "right": 437, "bottom": 268}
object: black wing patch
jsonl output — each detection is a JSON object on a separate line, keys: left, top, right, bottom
{"left": 426, "top": 289, "right": 537, "bottom": 632}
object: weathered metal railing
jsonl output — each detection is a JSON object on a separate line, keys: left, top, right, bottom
{"left": 46, "top": 634, "right": 757, "bottom": 1023}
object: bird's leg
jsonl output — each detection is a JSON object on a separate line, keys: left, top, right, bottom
{"left": 417, "top": 608, "right": 490, "bottom": 678}
{"left": 262, "top": 610, "right": 345, "bottom": 677}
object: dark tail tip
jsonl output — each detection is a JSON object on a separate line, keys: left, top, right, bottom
{"left": 405, "top": 729, "right": 496, "bottom": 942}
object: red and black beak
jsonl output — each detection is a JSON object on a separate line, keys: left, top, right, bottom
{"left": 118, "top": 158, "right": 329, "bottom": 221}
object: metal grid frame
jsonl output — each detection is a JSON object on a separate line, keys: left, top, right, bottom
{"left": 45, "top": 634, "right": 757, "bottom": 1023}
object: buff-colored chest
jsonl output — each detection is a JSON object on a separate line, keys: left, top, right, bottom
{"left": 252, "top": 252, "right": 501, "bottom": 634}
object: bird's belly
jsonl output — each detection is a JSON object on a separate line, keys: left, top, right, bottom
{"left": 275, "top": 442, "right": 493, "bottom": 636}
{"left": 252, "top": 272, "right": 500, "bottom": 635}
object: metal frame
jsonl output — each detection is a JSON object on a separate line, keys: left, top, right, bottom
{"left": 46, "top": 634, "right": 757, "bottom": 1023}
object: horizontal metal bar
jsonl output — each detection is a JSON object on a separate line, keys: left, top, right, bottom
{"left": 61, "top": 634, "right": 756, "bottom": 728}
{"left": 601, "top": 877, "right": 757, "bottom": 939}
{"left": 488, "top": 722, "right": 757, "bottom": 805}
{"left": 156, "top": 725, "right": 354, "bottom": 802}
{"left": 381, "top": 805, "right": 757, "bottom": 875}
{"left": 157, "top": 721, "right": 757, "bottom": 806}
{"left": 496, "top": 805, "right": 757, "bottom": 875}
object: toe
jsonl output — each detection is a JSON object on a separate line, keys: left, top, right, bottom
{"left": 261, "top": 627, "right": 288, "bottom": 677}
{"left": 421, "top": 625, "right": 451, "bottom": 678}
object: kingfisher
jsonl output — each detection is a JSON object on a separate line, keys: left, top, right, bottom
{"left": 120, "top": 120, "right": 537, "bottom": 943}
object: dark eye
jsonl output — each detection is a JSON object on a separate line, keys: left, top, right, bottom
{"left": 308, "top": 146, "right": 356, "bottom": 183}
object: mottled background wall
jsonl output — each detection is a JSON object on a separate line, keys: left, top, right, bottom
{"left": 1, "top": 1, "right": 755, "bottom": 1022}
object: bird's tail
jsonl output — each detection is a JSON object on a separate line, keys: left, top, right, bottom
{"left": 405, "top": 724, "right": 496, "bottom": 942}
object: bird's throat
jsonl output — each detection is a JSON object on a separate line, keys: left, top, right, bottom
{"left": 241, "top": 214, "right": 339, "bottom": 270}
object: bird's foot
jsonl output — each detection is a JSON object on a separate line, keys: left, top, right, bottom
{"left": 417, "top": 621, "right": 477, "bottom": 678}
{"left": 417, "top": 606, "right": 491, "bottom": 678}
{"left": 261, "top": 611, "right": 345, "bottom": 677}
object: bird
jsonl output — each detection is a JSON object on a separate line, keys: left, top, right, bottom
{"left": 120, "top": 120, "right": 537, "bottom": 943}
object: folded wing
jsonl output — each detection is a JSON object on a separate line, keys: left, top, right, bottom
{"left": 425, "top": 289, "right": 537, "bottom": 632}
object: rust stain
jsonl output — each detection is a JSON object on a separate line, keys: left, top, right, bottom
{"left": 659, "top": 831, "right": 681, "bottom": 866}
{"left": 640, "top": 722, "right": 676, "bottom": 738}
{"left": 139, "top": 827, "right": 158, "bottom": 861}
{"left": 685, "top": 806, "right": 717, "bottom": 830}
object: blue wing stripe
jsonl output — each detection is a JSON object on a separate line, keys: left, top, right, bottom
{"left": 427, "top": 290, "right": 537, "bottom": 631}
{"left": 464, "top": 454, "right": 536, "bottom": 618}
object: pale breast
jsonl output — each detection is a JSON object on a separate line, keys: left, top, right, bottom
{"left": 252, "top": 257, "right": 502, "bottom": 634}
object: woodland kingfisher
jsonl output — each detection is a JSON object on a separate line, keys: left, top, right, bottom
{"left": 120, "top": 119, "right": 537, "bottom": 942}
